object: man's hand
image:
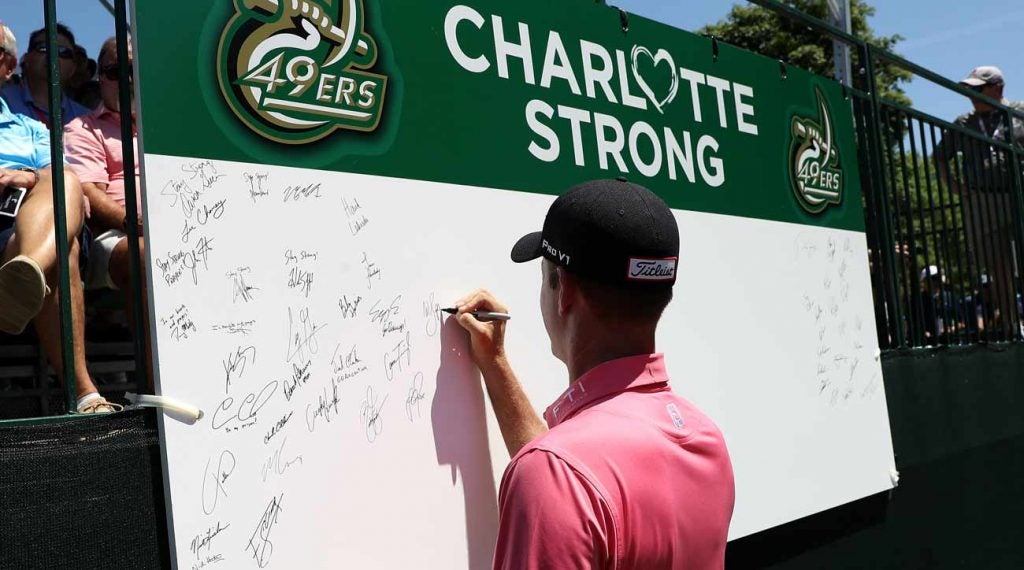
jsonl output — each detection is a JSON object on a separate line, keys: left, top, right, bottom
{"left": 0, "top": 168, "right": 38, "bottom": 190}
{"left": 453, "top": 288, "right": 509, "bottom": 371}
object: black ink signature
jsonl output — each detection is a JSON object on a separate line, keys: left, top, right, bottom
{"left": 286, "top": 307, "right": 327, "bottom": 363}
{"left": 383, "top": 331, "right": 412, "bottom": 382}
{"left": 243, "top": 171, "right": 270, "bottom": 203}
{"left": 228, "top": 267, "right": 259, "bottom": 304}
{"left": 181, "top": 219, "right": 197, "bottom": 244}
{"left": 222, "top": 345, "right": 256, "bottom": 393}
{"left": 195, "top": 198, "right": 227, "bottom": 226}
{"left": 343, "top": 196, "right": 369, "bottom": 236}
{"left": 211, "top": 380, "right": 278, "bottom": 431}
{"left": 282, "top": 183, "right": 322, "bottom": 202}
{"left": 287, "top": 267, "right": 314, "bottom": 298}
{"left": 362, "top": 252, "right": 381, "bottom": 289}
{"left": 260, "top": 436, "right": 303, "bottom": 483}
{"left": 423, "top": 292, "right": 442, "bottom": 337}
{"left": 359, "top": 386, "right": 387, "bottom": 443}
{"left": 160, "top": 178, "right": 201, "bottom": 219}
{"left": 338, "top": 295, "right": 362, "bottom": 319}
{"left": 305, "top": 380, "right": 341, "bottom": 433}
{"left": 246, "top": 494, "right": 283, "bottom": 568}
{"left": 369, "top": 295, "right": 405, "bottom": 337}
{"left": 160, "top": 305, "right": 197, "bottom": 342}
{"left": 211, "top": 320, "right": 256, "bottom": 336}
{"left": 182, "top": 160, "right": 226, "bottom": 190}
{"left": 263, "top": 411, "right": 293, "bottom": 445}
{"left": 405, "top": 372, "right": 426, "bottom": 422}
{"left": 283, "top": 360, "right": 311, "bottom": 402}
{"left": 190, "top": 521, "right": 230, "bottom": 559}
{"left": 201, "top": 450, "right": 236, "bottom": 515}
{"left": 330, "top": 343, "right": 368, "bottom": 383}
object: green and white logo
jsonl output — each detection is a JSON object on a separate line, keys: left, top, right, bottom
{"left": 217, "top": 0, "right": 388, "bottom": 144}
{"left": 790, "top": 88, "right": 844, "bottom": 214}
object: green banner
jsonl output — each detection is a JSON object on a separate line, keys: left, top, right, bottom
{"left": 135, "top": 0, "right": 864, "bottom": 231}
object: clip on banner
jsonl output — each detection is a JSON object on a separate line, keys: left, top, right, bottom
{"left": 125, "top": 393, "right": 204, "bottom": 424}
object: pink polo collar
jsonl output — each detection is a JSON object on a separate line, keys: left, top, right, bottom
{"left": 543, "top": 353, "right": 670, "bottom": 428}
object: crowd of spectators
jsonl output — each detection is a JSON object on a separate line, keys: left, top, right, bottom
{"left": 0, "top": 20, "right": 142, "bottom": 414}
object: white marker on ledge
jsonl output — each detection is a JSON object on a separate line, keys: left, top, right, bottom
{"left": 125, "top": 393, "right": 203, "bottom": 424}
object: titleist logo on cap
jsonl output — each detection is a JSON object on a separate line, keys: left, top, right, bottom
{"left": 627, "top": 257, "right": 677, "bottom": 281}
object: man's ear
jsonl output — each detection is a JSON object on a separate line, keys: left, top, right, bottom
{"left": 0, "top": 55, "right": 16, "bottom": 83}
{"left": 556, "top": 267, "right": 577, "bottom": 317}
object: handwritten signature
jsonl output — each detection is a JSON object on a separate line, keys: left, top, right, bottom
{"left": 338, "top": 294, "right": 362, "bottom": 319}
{"left": 246, "top": 494, "right": 284, "bottom": 568}
{"left": 305, "top": 380, "right": 341, "bottom": 433}
{"left": 243, "top": 171, "right": 270, "bottom": 203}
{"left": 282, "top": 183, "right": 322, "bottom": 202}
{"left": 211, "top": 380, "right": 278, "bottom": 432}
{"left": 222, "top": 345, "right": 256, "bottom": 393}
{"left": 260, "top": 436, "right": 303, "bottom": 483}
{"left": 359, "top": 386, "right": 388, "bottom": 443}
{"left": 182, "top": 160, "right": 226, "bottom": 190}
{"left": 383, "top": 331, "right": 412, "bottom": 382}
{"left": 405, "top": 372, "right": 426, "bottom": 422}
{"left": 190, "top": 521, "right": 229, "bottom": 559}
{"left": 201, "top": 450, "right": 236, "bottom": 515}
{"left": 286, "top": 307, "right": 327, "bottom": 363}
{"left": 228, "top": 267, "right": 259, "bottom": 304}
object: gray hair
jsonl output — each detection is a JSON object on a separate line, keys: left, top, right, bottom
{"left": 0, "top": 23, "right": 16, "bottom": 58}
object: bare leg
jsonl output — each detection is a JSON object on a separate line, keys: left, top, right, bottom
{"left": 109, "top": 235, "right": 153, "bottom": 388}
{"left": 1, "top": 168, "right": 84, "bottom": 267}
{"left": 33, "top": 236, "right": 99, "bottom": 398}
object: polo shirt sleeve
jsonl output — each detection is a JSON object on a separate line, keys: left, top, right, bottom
{"left": 28, "top": 117, "right": 53, "bottom": 170}
{"left": 493, "top": 449, "right": 613, "bottom": 570}
{"left": 64, "top": 117, "right": 110, "bottom": 185}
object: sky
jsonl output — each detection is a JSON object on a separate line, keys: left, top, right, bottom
{"left": 2, "top": 0, "right": 1022, "bottom": 122}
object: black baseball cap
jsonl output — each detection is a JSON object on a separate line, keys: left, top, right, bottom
{"left": 511, "top": 178, "right": 680, "bottom": 288}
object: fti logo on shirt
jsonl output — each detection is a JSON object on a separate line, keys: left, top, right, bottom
{"left": 217, "top": 0, "right": 389, "bottom": 144}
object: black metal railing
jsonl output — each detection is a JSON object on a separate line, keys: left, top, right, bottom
{"left": 747, "top": 0, "right": 1024, "bottom": 349}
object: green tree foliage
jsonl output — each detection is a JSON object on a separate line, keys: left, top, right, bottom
{"left": 699, "top": 0, "right": 912, "bottom": 106}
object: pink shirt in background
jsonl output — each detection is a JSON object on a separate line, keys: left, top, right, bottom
{"left": 64, "top": 104, "right": 141, "bottom": 219}
{"left": 493, "top": 354, "right": 735, "bottom": 570}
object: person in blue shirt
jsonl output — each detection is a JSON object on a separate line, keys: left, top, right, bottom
{"left": 0, "top": 23, "right": 89, "bottom": 128}
{"left": 0, "top": 22, "right": 118, "bottom": 413}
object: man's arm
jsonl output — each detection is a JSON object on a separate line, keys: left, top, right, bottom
{"left": 453, "top": 289, "right": 547, "bottom": 457}
{"left": 81, "top": 181, "right": 126, "bottom": 233}
{"left": 0, "top": 168, "right": 41, "bottom": 190}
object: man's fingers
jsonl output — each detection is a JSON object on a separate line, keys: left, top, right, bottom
{"left": 454, "top": 289, "right": 508, "bottom": 314}
{"left": 455, "top": 311, "right": 487, "bottom": 335}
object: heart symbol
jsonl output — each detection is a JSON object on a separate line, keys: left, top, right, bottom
{"left": 631, "top": 45, "right": 679, "bottom": 114}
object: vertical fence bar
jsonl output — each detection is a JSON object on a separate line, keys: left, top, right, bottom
{"left": 42, "top": 0, "right": 77, "bottom": 412}
{"left": 916, "top": 119, "right": 956, "bottom": 344}
{"left": 113, "top": 0, "right": 147, "bottom": 387}
{"left": 907, "top": 115, "right": 941, "bottom": 343}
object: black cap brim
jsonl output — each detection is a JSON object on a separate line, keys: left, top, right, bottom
{"left": 510, "top": 231, "right": 543, "bottom": 263}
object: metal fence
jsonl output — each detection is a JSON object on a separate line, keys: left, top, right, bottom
{"left": 747, "top": 0, "right": 1024, "bottom": 350}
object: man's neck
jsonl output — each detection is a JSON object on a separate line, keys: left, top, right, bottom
{"left": 26, "top": 78, "right": 51, "bottom": 112}
{"left": 565, "top": 323, "right": 657, "bottom": 384}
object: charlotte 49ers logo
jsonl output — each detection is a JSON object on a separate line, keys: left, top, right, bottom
{"left": 217, "top": 0, "right": 388, "bottom": 144}
{"left": 789, "top": 88, "right": 844, "bottom": 214}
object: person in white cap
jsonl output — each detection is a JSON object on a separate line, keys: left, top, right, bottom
{"left": 933, "top": 66, "right": 1024, "bottom": 339}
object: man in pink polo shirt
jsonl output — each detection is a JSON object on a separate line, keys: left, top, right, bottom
{"left": 64, "top": 37, "right": 150, "bottom": 374}
{"left": 454, "top": 178, "right": 735, "bottom": 569}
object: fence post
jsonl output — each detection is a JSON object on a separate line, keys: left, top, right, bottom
{"left": 113, "top": 0, "right": 148, "bottom": 387}
{"left": 42, "top": 0, "right": 77, "bottom": 412}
